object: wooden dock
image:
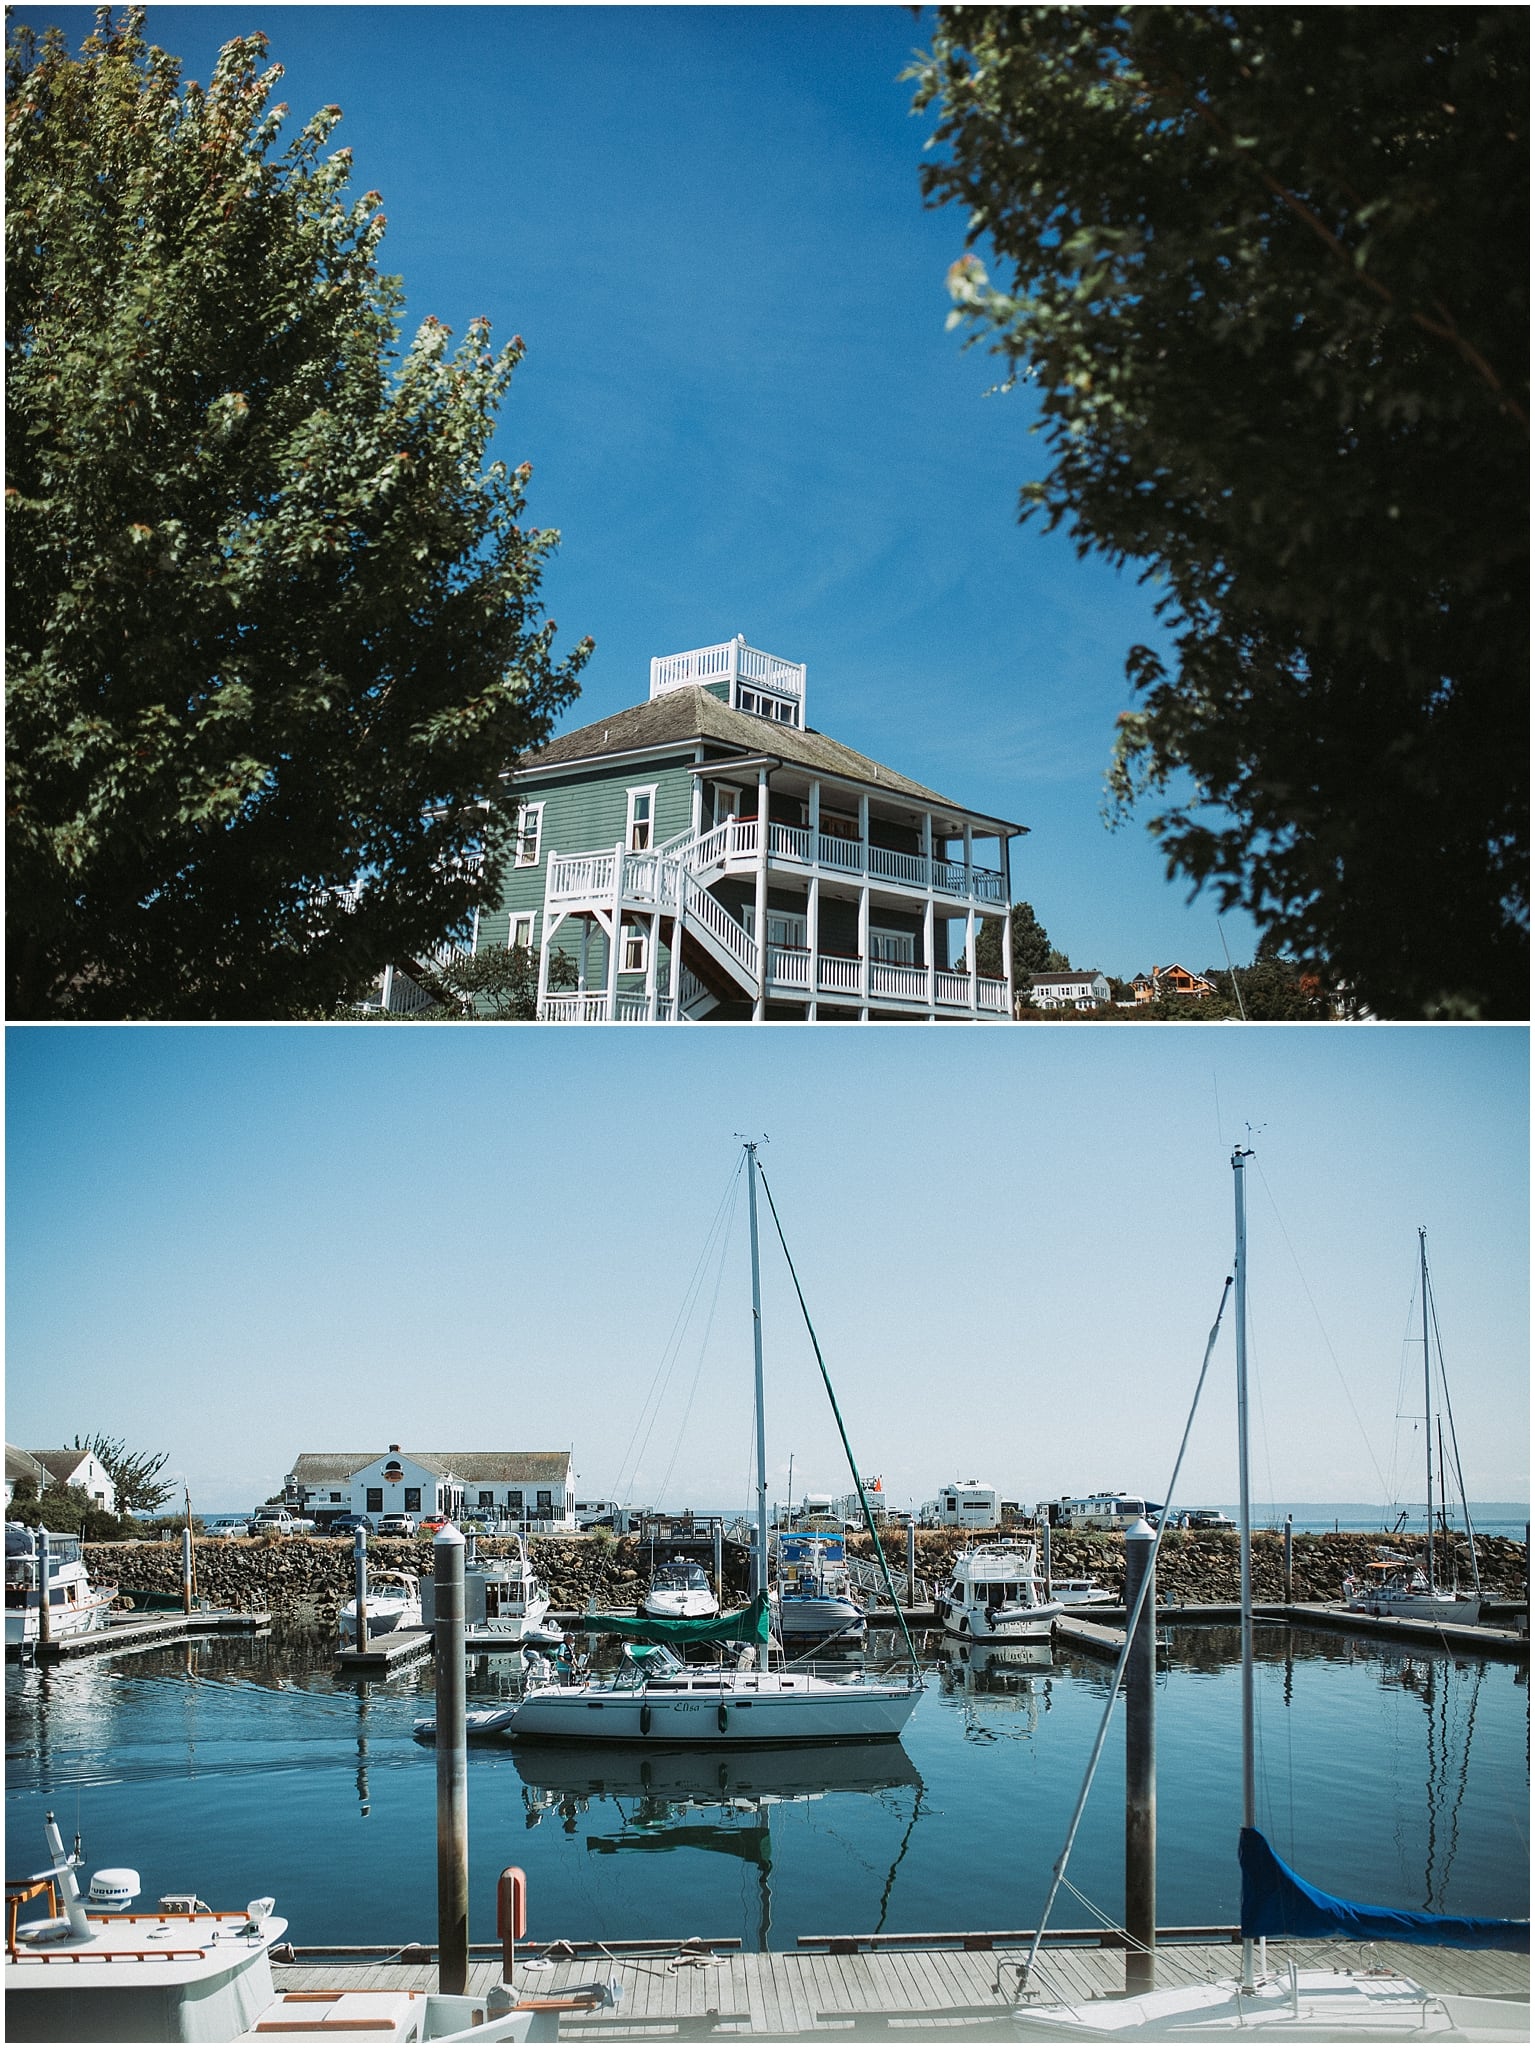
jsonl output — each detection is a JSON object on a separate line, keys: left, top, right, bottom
{"left": 1050, "top": 1602, "right": 1528, "bottom": 1663}
{"left": 272, "top": 1934, "right": 1528, "bottom": 2037}
{"left": 336, "top": 1629, "right": 433, "bottom": 1674}
{"left": 28, "top": 1607, "right": 269, "bottom": 1662}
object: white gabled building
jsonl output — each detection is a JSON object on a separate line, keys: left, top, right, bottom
{"left": 284, "top": 1448, "right": 576, "bottom": 1529}
{"left": 1030, "top": 969, "right": 1110, "bottom": 1011}
{"left": 20, "top": 1448, "right": 118, "bottom": 1512}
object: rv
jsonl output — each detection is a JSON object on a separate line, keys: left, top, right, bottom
{"left": 928, "top": 1482, "right": 1001, "bottom": 1530}
{"left": 1037, "top": 1493, "right": 1148, "bottom": 1532}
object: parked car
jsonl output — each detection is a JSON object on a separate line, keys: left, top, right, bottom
{"left": 377, "top": 1513, "right": 416, "bottom": 1537}
{"left": 418, "top": 1514, "right": 451, "bottom": 1533}
{"left": 250, "top": 1507, "right": 315, "bottom": 1536}
{"left": 203, "top": 1515, "right": 253, "bottom": 1539}
{"left": 330, "top": 1513, "right": 375, "bottom": 1537}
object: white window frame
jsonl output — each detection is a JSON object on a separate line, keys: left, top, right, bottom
{"left": 714, "top": 783, "right": 743, "bottom": 823}
{"left": 621, "top": 922, "right": 649, "bottom": 974}
{"left": 741, "top": 906, "right": 807, "bottom": 951}
{"left": 514, "top": 802, "right": 543, "bottom": 867}
{"left": 626, "top": 784, "right": 658, "bottom": 853}
{"left": 869, "top": 925, "right": 916, "bottom": 966}
{"left": 510, "top": 913, "right": 535, "bottom": 952}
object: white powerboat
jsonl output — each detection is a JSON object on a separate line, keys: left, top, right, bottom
{"left": 6, "top": 1814, "right": 287, "bottom": 2043}
{"left": 1048, "top": 1575, "right": 1116, "bottom": 1609}
{"left": 338, "top": 1569, "right": 422, "bottom": 1643}
{"left": 422, "top": 1534, "right": 551, "bottom": 1644}
{"left": 1010, "top": 1150, "right": 1528, "bottom": 2040}
{"left": 5, "top": 1525, "right": 116, "bottom": 1654}
{"left": 934, "top": 1542, "right": 1062, "bottom": 1642}
{"left": 640, "top": 1557, "right": 719, "bottom": 1621}
{"left": 771, "top": 1533, "right": 866, "bottom": 1642}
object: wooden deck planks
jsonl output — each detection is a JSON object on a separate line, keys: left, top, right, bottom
{"left": 272, "top": 1937, "right": 1528, "bottom": 2034}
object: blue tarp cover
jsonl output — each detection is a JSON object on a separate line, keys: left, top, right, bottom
{"left": 1239, "top": 1828, "right": 1528, "bottom": 1953}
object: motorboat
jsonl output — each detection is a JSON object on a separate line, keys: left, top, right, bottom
{"left": 422, "top": 1533, "right": 551, "bottom": 1644}
{"left": 1343, "top": 1552, "right": 1482, "bottom": 1625}
{"left": 1009, "top": 1148, "right": 1528, "bottom": 2040}
{"left": 5, "top": 1524, "right": 116, "bottom": 1655}
{"left": 1047, "top": 1575, "right": 1116, "bottom": 1609}
{"left": 771, "top": 1533, "right": 866, "bottom": 1642}
{"left": 5, "top": 1814, "right": 287, "bottom": 2043}
{"left": 338, "top": 1569, "right": 421, "bottom": 1644}
{"left": 640, "top": 1557, "right": 719, "bottom": 1621}
{"left": 934, "top": 1542, "right": 1062, "bottom": 1643}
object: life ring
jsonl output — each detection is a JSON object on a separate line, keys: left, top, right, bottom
{"left": 717, "top": 1703, "right": 729, "bottom": 1733}
{"left": 639, "top": 1704, "right": 651, "bottom": 1735}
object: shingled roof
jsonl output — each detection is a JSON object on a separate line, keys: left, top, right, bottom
{"left": 517, "top": 688, "right": 1023, "bottom": 832}
{"left": 289, "top": 1451, "right": 573, "bottom": 1486}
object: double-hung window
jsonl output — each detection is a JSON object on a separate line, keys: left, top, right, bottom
{"left": 515, "top": 803, "right": 543, "bottom": 867}
{"left": 621, "top": 924, "right": 649, "bottom": 973}
{"left": 510, "top": 913, "right": 535, "bottom": 953}
{"left": 741, "top": 907, "right": 806, "bottom": 951}
{"left": 626, "top": 785, "right": 657, "bottom": 852}
{"left": 870, "top": 926, "right": 916, "bottom": 966}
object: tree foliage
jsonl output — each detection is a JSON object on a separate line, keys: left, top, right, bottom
{"left": 975, "top": 899, "right": 1060, "bottom": 999}
{"left": 73, "top": 1431, "right": 174, "bottom": 1518}
{"left": 378, "top": 941, "right": 575, "bottom": 1020}
{"left": 7, "top": 10, "right": 591, "bottom": 1017}
{"left": 913, "top": 8, "right": 1527, "bottom": 1018}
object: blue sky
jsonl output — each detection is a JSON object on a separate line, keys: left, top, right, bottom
{"left": 17, "top": 2, "right": 1262, "bottom": 977}
{"left": 7, "top": 1026, "right": 1527, "bottom": 1512}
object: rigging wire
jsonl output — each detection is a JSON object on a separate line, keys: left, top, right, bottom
{"left": 1016, "top": 1272, "right": 1234, "bottom": 1998}
{"left": 1424, "top": 1255, "right": 1482, "bottom": 1584}
{"left": 754, "top": 1162, "right": 921, "bottom": 1678}
{"left": 651, "top": 1176, "right": 741, "bottom": 1509}
{"left": 1252, "top": 1156, "right": 1393, "bottom": 1503}
{"left": 609, "top": 1155, "right": 743, "bottom": 1506}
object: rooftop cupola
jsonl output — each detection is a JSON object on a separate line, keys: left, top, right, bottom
{"left": 649, "top": 634, "right": 806, "bottom": 729}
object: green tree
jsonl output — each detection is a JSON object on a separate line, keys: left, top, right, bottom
{"left": 7, "top": 11, "right": 591, "bottom": 1018}
{"left": 73, "top": 1432, "right": 173, "bottom": 1518}
{"left": 913, "top": 8, "right": 1527, "bottom": 1019}
{"left": 975, "top": 899, "right": 1056, "bottom": 1001}
{"left": 379, "top": 941, "right": 575, "bottom": 1020}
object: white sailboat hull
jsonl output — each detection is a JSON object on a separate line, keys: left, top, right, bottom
{"left": 1345, "top": 1591, "right": 1482, "bottom": 1625}
{"left": 1012, "top": 1970, "right": 1529, "bottom": 2039}
{"left": 504, "top": 1670, "right": 921, "bottom": 1745}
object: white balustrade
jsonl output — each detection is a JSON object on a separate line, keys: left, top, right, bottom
{"left": 683, "top": 876, "right": 758, "bottom": 978}
{"left": 768, "top": 823, "right": 811, "bottom": 863}
{"left": 542, "top": 993, "right": 610, "bottom": 1022}
{"left": 767, "top": 945, "right": 811, "bottom": 989}
{"left": 870, "top": 962, "right": 927, "bottom": 1001}
{"left": 936, "top": 971, "right": 971, "bottom": 1008}
{"left": 548, "top": 852, "right": 615, "bottom": 902}
{"left": 730, "top": 818, "right": 758, "bottom": 859}
{"left": 817, "top": 833, "right": 863, "bottom": 873}
{"left": 867, "top": 845, "right": 925, "bottom": 887}
{"left": 817, "top": 954, "right": 862, "bottom": 995}
{"left": 977, "top": 977, "right": 1008, "bottom": 1012}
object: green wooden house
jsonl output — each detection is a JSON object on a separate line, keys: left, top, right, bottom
{"left": 386, "top": 636, "right": 1023, "bottom": 1020}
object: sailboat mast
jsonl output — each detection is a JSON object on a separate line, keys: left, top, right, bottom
{"left": 1233, "top": 1145, "right": 1257, "bottom": 1993}
{"left": 1421, "top": 1227, "right": 1434, "bottom": 1590}
{"left": 746, "top": 1142, "right": 769, "bottom": 1598}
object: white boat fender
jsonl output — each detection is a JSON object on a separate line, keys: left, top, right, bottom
{"left": 87, "top": 1868, "right": 140, "bottom": 1909}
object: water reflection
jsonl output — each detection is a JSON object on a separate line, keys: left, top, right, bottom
{"left": 935, "top": 1641, "right": 1056, "bottom": 1742}
{"left": 509, "top": 1742, "right": 924, "bottom": 1950}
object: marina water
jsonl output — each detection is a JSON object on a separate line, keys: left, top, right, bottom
{"left": 7, "top": 1625, "right": 1526, "bottom": 1953}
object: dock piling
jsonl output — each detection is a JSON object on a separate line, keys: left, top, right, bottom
{"left": 906, "top": 1520, "right": 917, "bottom": 1603}
{"left": 1283, "top": 1515, "right": 1293, "bottom": 1605}
{"left": 37, "top": 1528, "right": 52, "bottom": 1648}
{"left": 434, "top": 1525, "right": 468, "bottom": 1996}
{"left": 1042, "top": 1519, "right": 1052, "bottom": 1602}
{"left": 353, "top": 1526, "right": 370, "bottom": 1654}
{"left": 181, "top": 1527, "right": 194, "bottom": 1615}
{"left": 1124, "top": 1516, "right": 1156, "bottom": 1995}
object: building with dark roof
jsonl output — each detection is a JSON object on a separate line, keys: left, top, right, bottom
{"left": 381, "top": 637, "right": 1024, "bottom": 1021}
{"left": 285, "top": 1449, "right": 575, "bottom": 1528}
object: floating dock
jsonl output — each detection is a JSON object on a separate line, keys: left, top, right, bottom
{"left": 1058, "top": 1601, "right": 1529, "bottom": 1662}
{"left": 335, "top": 1629, "right": 433, "bottom": 1674}
{"left": 26, "top": 1608, "right": 269, "bottom": 1662}
{"left": 271, "top": 1933, "right": 1528, "bottom": 2037}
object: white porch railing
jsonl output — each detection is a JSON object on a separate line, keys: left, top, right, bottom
{"left": 977, "top": 977, "right": 1008, "bottom": 1013}
{"left": 768, "top": 823, "right": 812, "bottom": 863}
{"left": 650, "top": 637, "right": 806, "bottom": 718}
{"left": 548, "top": 851, "right": 617, "bottom": 903}
{"left": 767, "top": 945, "right": 812, "bottom": 989}
{"left": 682, "top": 875, "right": 758, "bottom": 980}
{"left": 868, "top": 846, "right": 926, "bottom": 888}
{"left": 870, "top": 961, "right": 927, "bottom": 1002}
{"left": 816, "top": 832, "right": 863, "bottom": 873}
{"left": 936, "top": 971, "right": 972, "bottom": 1007}
{"left": 817, "top": 955, "right": 862, "bottom": 995}
{"left": 543, "top": 992, "right": 677, "bottom": 1022}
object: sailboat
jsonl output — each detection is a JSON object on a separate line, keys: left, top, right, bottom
{"left": 1011, "top": 1147, "right": 1528, "bottom": 2040}
{"left": 1342, "top": 1229, "right": 1482, "bottom": 1625}
{"left": 478, "top": 1142, "right": 922, "bottom": 1747}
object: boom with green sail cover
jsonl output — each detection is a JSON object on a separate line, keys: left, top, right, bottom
{"left": 579, "top": 1594, "right": 772, "bottom": 1647}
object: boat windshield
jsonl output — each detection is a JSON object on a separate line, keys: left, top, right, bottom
{"left": 654, "top": 1565, "right": 708, "bottom": 1590}
{"left": 5, "top": 1526, "right": 81, "bottom": 1566}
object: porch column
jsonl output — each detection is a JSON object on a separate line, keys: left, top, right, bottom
{"left": 753, "top": 767, "right": 770, "bottom": 1022}
{"left": 691, "top": 747, "right": 705, "bottom": 835}
{"left": 668, "top": 911, "right": 683, "bottom": 1017}
{"left": 921, "top": 811, "right": 933, "bottom": 889}
{"left": 645, "top": 910, "right": 660, "bottom": 1021}
{"left": 808, "top": 779, "right": 821, "bottom": 851}
{"left": 966, "top": 906, "right": 978, "bottom": 1019}
{"left": 924, "top": 896, "right": 936, "bottom": 1020}
{"left": 1001, "top": 834, "right": 1016, "bottom": 1020}
{"left": 963, "top": 821, "right": 973, "bottom": 894}
{"left": 807, "top": 872, "right": 820, "bottom": 1022}
{"left": 606, "top": 844, "right": 624, "bottom": 1019}
{"left": 380, "top": 964, "right": 395, "bottom": 1013}
{"left": 858, "top": 884, "right": 870, "bottom": 1021}
{"left": 536, "top": 880, "right": 553, "bottom": 1019}
{"left": 578, "top": 916, "right": 590, "bottom": 993}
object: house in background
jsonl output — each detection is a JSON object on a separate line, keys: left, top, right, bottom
{"left": 12, "top": 1447, "right": 117, "bottom": 1512}
{"left": 1132, "top": 963, "right": 1217, "bottom": 1004}
{"left": 1031, "top": 969, "right": 1110, "bottom": 1011}
{"left": 284, "top": 1449, "right": 576, "bottom": 1529}
{"left": 385, "top": 637, "right": 1023, "bottom": 1021}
